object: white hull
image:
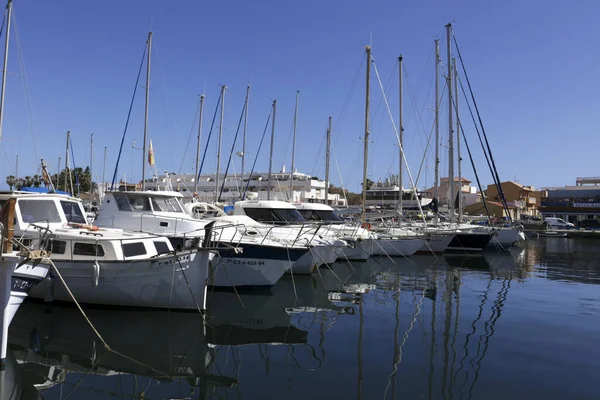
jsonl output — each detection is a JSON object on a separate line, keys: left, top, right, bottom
{"left": 335, "top": 244, "right": 370, "bottom": 261}
{"left": 288, "top": 246, "right": 338, "bottom": 275}
{"left": 208, "top": 253, "right": 290, "bottom": 289}
{"left": 370, "top": 238, "right": 425, "bottom": 257}
{"left": 0, "top": 254, "right": 49, "bottom": 366}
{"left": 29, "top": 250, "right": 211, "bottom": 310}
{"left": 487, "top": 228, "right": 525, "bottom": 248}
{"left": 417, "top": 234, "right": 454, "bottom": 254}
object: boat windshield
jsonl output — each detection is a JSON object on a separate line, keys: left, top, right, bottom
{"left": 60, "top": 201, "right": 88, "bottom": 224}
{"left": 151, "top": 197, "right": 184, "bottom": 213}
{"left": 244, "top": 207, "right": 306, "bottom": 225}
{"left": 18, "top": 199, "right": 62, "bottom": 224}
{"left": 298, "top": 209, "right": 343, "bottom": 223}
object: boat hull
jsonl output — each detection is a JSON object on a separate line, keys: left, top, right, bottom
{"left": 486, "top": 228, "right": 525, "bottom": 248}
{"left": 417, "top": 234, "right": 454, "bottom": 254}
{"left": 0, "top": 254, "right": 49, "bottom": 367}
{"left": 208, "top": 244, "right": 307, "bottom": 289}
{"left": 445, "top": 232, "right": 492, "bottom": 252}
{"left": 335, "top": 244, "right": 370, "bottom": 261}
{"left": 370, "top": 238, "right": 425, "bottom": 257}
{"left": 29, "top": 250, "right": 211, "bottom": 311}
{"left": 287, "top": 245, "right": 338, "bottom": 275}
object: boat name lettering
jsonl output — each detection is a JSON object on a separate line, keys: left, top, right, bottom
{"left": 226, "top": 259, "right": 265, "bottom": 266}
{"left": 573, "top": 203, "right": 600, "bottom": 208}
{"left": 12, "top": 278, "right": 35, "bottom": 292}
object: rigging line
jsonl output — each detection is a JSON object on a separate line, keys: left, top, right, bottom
{"left": 12, "top": 7, "right": 38, "bottom": 162}
{"left": 197, "top": 88, "right": 223, "bottom": 181}
{"left": 242, "top": 104, "right": 274, "bottom": 199}
{"left": 331, "top": 53, "right": 366, "bottom": 144}
{"left": 455, "top": 81, "right": 492, "bottom": 219}
{"left": 452, "top": 31, "right": 511, "bottom": 221}
{"left": 403, "top": 62, "right": 435, "bottom": 157}
{"left": 178, "top": 95, "right": 201, "bottom": 175}
{"left": 219, "top": 96, "right": 247, "bottom": 200}
{"left": 330, "top": 142, "right": 348, "bottom": 206}
{"left": 371, "top": 55, "right": 427, "bottom": 221}
{"left": 111, "top": 44, "right": 147, "bottom": 189}
{"left": 69, "top": 136, "right": 78, "bottom": 195}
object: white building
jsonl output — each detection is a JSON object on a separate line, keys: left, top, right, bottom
{"left": 142, "top": 167, "right": 347, "bottom": 206}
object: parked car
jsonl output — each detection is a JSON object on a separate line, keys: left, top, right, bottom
{"left": 545, "top": 217, "right": 575, "bottom": 230}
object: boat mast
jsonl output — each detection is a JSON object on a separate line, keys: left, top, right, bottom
{"left": 64, "top": 130, "right": 70, "bottom": 192}
{"left": 194, "top": 94, "right": 205, "bottom": 193}
{"left": 241, "top": 84, "right": 250, "bottom": 188}
{"left": 90, "top": 133, "right": 94, "bottom": 198}
{"left": 454, "top": 58, "right": 463, "bottom": 222}
{"left": 434, "top": 39, "right": 440, "bottom": 224}
{"left": 0, "top": 0, "right": 11, "bottom": 141}
{"left": 361, "top": 46, "right": 371, "bottom": 223}
{"left": 267, "top": 99, "right": 276, "bottom": 200}
{"left": 141, "top": 31, "right": 152, "bottom": 191}
{"left": 215, "top": 85, "right": 226, "bottom": 202}
{"left": 290, "top": 90, "right": 299, "bottom": 201}
{"left": 325, "top": 116, "right": 332, "bottom": 205}
{"left": 446, "top": 23, "right": 455, "bottom": 222}
{"left": 102, "top": 146, "right": 107, "bottom": 196}
{"left": 398, "top": 55, "right": 404, "bottom": 217}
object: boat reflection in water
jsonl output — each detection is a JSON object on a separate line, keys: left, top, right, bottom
{"left": 6, "top": 245, "right": 593, "bottom": 399}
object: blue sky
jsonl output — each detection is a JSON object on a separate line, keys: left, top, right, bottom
{"left": 0, "top": 0, "right": 598, "bottom": 193}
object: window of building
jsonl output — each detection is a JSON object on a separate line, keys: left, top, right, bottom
{"left": 18, "top": 200, "right": 62, "bottom": 224}
{"left": 122, "top": 242, "right": 147, "bottom": 257}
{"left": 73, "top": 243, "right": 105, "bottom": 257}
{"left": 60, "top": 201, "right": 87, "bottom": 224}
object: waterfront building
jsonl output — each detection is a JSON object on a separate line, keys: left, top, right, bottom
{"left": 540, "top": 177, "right": 600, "bottom": 225}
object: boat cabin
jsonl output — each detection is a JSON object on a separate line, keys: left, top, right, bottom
{"left": 295, "top": 203, "right": 343, "bottom": 223}
{"left": 234, "top": 200, "right": 306, "bottom": 225}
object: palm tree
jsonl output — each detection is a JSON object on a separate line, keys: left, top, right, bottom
{"left": 5, "top": 175, "right": 16, "bottom": 190}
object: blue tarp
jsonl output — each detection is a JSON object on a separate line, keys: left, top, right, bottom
{"left": 19, "top": 187, "right": 71, "bottom": 196}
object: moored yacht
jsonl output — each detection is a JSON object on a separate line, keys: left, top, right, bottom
{"left": 0, "top": 191, "right": 210, "bottom": 310}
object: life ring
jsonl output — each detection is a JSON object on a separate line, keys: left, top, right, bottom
{"left": 361, "top": 222, "right": 372, "bottom": 230}
{"left": 68, "top": 222, "right": 99, "bottom": 231}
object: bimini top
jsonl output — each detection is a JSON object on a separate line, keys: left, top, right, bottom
{"left": 234, "top": 200, "right": 296, "bottom": 210}
{"left": 294, "top": 202, "right": 334, "bottom": 211}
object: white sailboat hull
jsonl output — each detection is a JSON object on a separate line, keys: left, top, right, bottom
{"left": 208, "top": 254, "right": 290, "bottom": 289}
{"left": 487, "top": 228, "right": 525, "bottom": 248}
{"left": 370, "top": 238, "right": 425, "bottom": 257}
{"left": 29, "top": 250, "right": 211, "bottom": 311}
{"left": 335, "top": 244, "right": 370, "bottom": 261}
{"left": 287, "top": 245, "right": 338, "bottom": 275}
{"left": 417, "top": 234, "right": 454, "bottom": 254}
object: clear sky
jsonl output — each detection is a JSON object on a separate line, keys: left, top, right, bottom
{"left": 0, "top": 0, "right": 598, "bottom": 193}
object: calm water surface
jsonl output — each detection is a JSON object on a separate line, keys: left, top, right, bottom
{"left": 5, "top": 237, "right": 600, "bottom": 399}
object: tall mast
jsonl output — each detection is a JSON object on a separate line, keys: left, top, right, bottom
{"left": 361, "top": 46, "right": 371, "bottom": 223}
{"left": 398, "top": 55, "right": 404, "bottom": 217}
{"left": 90, "top": 133, "right": 94, "bottom": 196}
{"left": 434, "top": 39, "right": 440, "bottom": 224}
{"left": 141, "top": 31, "right": 152, "bottom": 191}
{"left": 454, "top": 58, "right": 463, "bottom": 222}
{"left": 215, "top": 85, "right": 226, "bottom": 202}
{"left": 324, "top": 116, "right": 332, "bottom": 205}
{"left": 267, "top": 99, "right": 277, "bottom": 200}
{"left": 446, "top": 23, "right": 455, "bottom": 221}
{"left": 290, "top": 90, "right": 299, "bottom": 201}
{"left": 194, "top": 94, "right": 205, "bottom": 193}
{"left": 0, "top": 0, "right": 12, "bottom": 141}
{"left": 241, "top": 85, "right": 250, "bottom": 185}
{"left": 64, "top": 130, "right": 70, "bottom": 193}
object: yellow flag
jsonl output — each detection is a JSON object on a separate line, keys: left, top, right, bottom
{"left": 148, "top": 140, "right": 155, "bottom": 166}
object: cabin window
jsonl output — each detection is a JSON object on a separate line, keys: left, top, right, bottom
{"left": 114, "top": 194, "right": 132, "bottom": 211}
{"left": 49, "top": 239, "right": 67, "bottom": 255}
{"left": 244, "top": 208, "right": 306, "bottom": 225}
{"left": 18, "top": 199, "right": 62, "bottom": 223}
{"left": 60, "top": 201, "right": 87, "bottom": 224}
{"left": 153, "top": 241, "right": 171, "bottom": 255}
{"left": 127, "top": 195, "right": 151, "bottom": 211}
{"left": 73, "top": 243, "right": 105, "bottom": 257}
{"left": 122, "top": 242, "right": 147, "bottom": 257}
{"left": 150, "top": 197, "right": 183, "bottom": 213}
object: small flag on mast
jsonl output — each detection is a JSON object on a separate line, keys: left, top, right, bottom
{"left": 148, "top": 140, "right": 155, "bottom": 166}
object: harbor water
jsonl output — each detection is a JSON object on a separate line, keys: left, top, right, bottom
{"left": 5, "top": 237, "right": 600, "bottom": 399}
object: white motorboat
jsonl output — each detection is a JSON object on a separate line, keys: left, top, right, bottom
{"left": 233, "top": 199, "right": 347, "bottom": 274}
{"left": 96, "top": 191, "right": 309, "bottom": 289}
{"left": 0, "top": 191, "right": 210, "bottom": 311}
{"left": 295, "top": 202, "right": 372, "bottom": 261}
